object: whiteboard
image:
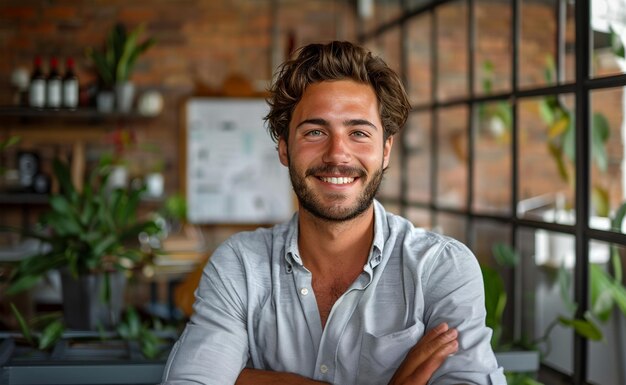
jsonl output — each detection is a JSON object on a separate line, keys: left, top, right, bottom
{"left": 185, "top": 98, "right": 294, "bottom": 224}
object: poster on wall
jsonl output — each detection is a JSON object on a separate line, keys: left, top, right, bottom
{"left": 185, "top": 98, "right": 294, "bottom": 224}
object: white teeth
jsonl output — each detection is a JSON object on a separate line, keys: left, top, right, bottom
{"left": 321, "top": 177, "right": 354, "bottom": 185}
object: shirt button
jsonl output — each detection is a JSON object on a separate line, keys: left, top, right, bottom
{"left": 320, "top": 364, "right": 329, "bottom": 374}
{"left": 300, "top": 288, "right": 309, "bottom": 296}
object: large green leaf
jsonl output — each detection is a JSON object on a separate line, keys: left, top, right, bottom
{"left": 10, "top": 303, "right": 33, "bottom": 345}
{"left": 591, "top": 113, "right": 610, "bottom": 172}
{"left": 590, "top": 264, "right": 615, "bottom": 322}
{"left": 591, "top": 186, "right": 610, "bottom": 218}
{"left": 481, "top": 264, "right": 506, "bottom": 348}
{"left": 610, "top": 27, "right": 625, "bottom": 59}
{"left": 38, "top": 320, "right": 64, "bottom": 350}
{"left": 558, "top": 314, "right": 602, "bottom": 341}
{"left": 52, "top": 159, "right": 77, "bottom": 203}
{"left": 558, "top": 266, "right": 577, "bottom": 314}
{"left": 492, "top": 243, "right": 519, "bottom": 267}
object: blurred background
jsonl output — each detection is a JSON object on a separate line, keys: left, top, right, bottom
{"left": 0, "top": 0, "right": 625, "bottom": 384}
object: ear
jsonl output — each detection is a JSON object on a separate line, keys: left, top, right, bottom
{"left": 278, "top": 137, "right": 289, "bottom": 167}
{"left": 382, "top": 135, "right": 393, "bottom": 169}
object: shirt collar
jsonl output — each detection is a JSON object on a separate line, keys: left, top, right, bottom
{"left": 283, "top": 200, "right": 388, "bottom": 270}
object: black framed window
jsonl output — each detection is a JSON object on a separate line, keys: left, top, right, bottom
{"left": 360, "top": 0, "right": 626, "bottom": 383}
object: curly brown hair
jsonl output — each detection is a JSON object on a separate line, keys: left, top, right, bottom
{"left": 265, "top": 41, "right": 411, "bottom": 143}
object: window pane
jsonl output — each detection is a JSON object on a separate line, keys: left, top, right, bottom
{"left": 473, "top": 220, "right": 514, "bottom": 342}
{"left": 406, "top": 14, "right": 432, "bottom": 106}
{"left": 474, "top": 101, "right": 512, "bottom": 215}
{"left": 365, "top": 26, "right": 402, "bottom": 75}
{"left": 435, "top": 212, "right": 467, "bottom": 243}
{"left": 361, "top": 0, "right": 403, "bottom": 35}
{"left": 519, "top": 0, "right": 558, "bottom": 88}
{"left": 406, "top": 112, "right": 432, "bottom": 203}
{"left": 517, "top": 95, "right": 576, "bottom": 225}
{"left": 587, "top": 241, "right": 626, "bottom": 385}
{"left": 563, "top": 0, "right": 576, "bottom": 84}
{"left": 591, "top": 0, "right": 626, "bottom": 78}
{"left": 518, "top": 227, "right": 574, "bottom": 375}
{"left": 406, "top": 206, "right": 431, "bottom": 229}
{"left": 436, "top": 0, "right": 468, "bottom": 101}
{"left": 474, "top": 0, "right": 512, "bottom": 96}
{"left": 590, "top": 87, "right": 626, "bottom": 233}
{"left": 437, "top": 105, "right": 468, "bottom": 209}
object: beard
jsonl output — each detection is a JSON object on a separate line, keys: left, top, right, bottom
{"left": 288, "top": 159, "right": 385, "bottom": 222}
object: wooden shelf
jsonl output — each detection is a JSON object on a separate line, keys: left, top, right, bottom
{"left": 0, "top": 106, "right": 148, "bottom": 122}
{"left": 0, "top": 193, "right": 49, "bottom": 205}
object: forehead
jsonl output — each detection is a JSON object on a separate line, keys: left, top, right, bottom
{"left": 291, "top": 80, "right": 380, "bottom": 120}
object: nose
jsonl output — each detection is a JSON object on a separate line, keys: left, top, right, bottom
{"left": 322, "top": 134, "right": 351, "bottom": 164}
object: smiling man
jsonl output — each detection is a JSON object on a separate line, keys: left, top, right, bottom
{"left": 161, "top": 41, "right": 506, "bottom": 385}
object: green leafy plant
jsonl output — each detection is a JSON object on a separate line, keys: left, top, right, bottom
{"left": 478, "top": 60, "right": 513, "bottom": 143}
{"left": 484, "top": 231, "right": 626, "bottom": 383}
{"left": 86, "top": 23, "right": 156, "bottom": 88}
{"left": 116, "top": 306, "right": 167, "bottom": 359}
{"left": 539, "top": 56, "right": 611, "bottom": 216}
{"left": 5, "top": 158, "right": 160, "bottom": 296}
{"left": 10, "top": 303, "right": 64, "bottom": 351}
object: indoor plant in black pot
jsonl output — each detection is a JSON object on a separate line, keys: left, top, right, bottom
{"left": 6, "top": 158, "right": 159, "bottom": 330}
{"left": 87, "top": 23, "right": 155, "bottom": 113}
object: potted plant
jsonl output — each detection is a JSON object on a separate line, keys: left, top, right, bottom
{"left": 87, "top": 23, "right": 156, "bottom": 113}
{"left": 5, "top": 158, "right": 159, "bottom": 330}
{"left": 484, "top": 235, "right": 626, "bottom": 384}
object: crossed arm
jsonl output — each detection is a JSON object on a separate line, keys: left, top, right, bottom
{"left": 235, "top": 322, "right": 459, "bottom": 385}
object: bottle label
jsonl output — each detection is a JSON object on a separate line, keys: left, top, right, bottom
{"left": 63, "top": 79, "right": 79, "bottom": 108}
{"left": 47, "top": 79, "right": 62, "bottom": 108}
{"left": 29, "top": 79, "right": 45, "bottom": 108}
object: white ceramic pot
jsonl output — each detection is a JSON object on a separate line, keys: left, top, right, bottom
{"left": 145, "top": 172, "right": 164, "bottom": 197}
{"left": 115, "top": 81, "right": 135, "bottom": 113}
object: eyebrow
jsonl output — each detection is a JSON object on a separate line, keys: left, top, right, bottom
{"left": 295, "top": 118, "right": 378, "bottom": 130}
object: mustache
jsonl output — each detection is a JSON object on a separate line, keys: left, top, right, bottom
{"left": 305, "top": 165, "right": 367, "bottom": 178}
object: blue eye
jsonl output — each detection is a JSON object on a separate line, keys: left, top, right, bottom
{"left": 306, "top": 130, "right": 323, "bottom": 136}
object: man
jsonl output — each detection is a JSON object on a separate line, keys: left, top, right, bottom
{"left": 161, "top": 41, "right": 506, "bottom": 385}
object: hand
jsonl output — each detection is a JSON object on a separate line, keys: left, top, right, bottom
{"left": 388, "top": 323, "right": 459, "bottom": 385}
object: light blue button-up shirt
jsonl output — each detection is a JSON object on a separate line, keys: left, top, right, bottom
{"left": 161, "top": 201, "right": 506, "bottom": 384}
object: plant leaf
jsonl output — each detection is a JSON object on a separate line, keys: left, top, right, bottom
{"left": 492, "top": 243, "right": 519, "bottom": 267}
{"left": 558, "top": 266, "right": 577, "bottom": 314}
{"left": 38, "top": 320, "right": 65, "bottom": 350}
{"left": 590, "top": 263, "right": 614, "bottom": 322}
{"left": 591, "top": 112, "right": 610, "bottom": 172}
{"left": 10, "top": 303, "right": 33, "bottom": 345}
{"left": 591, "top": 186, "right": 610, "bottom": 218}
{"left": 558, "top": 315, "right": 603, "bottom": 341}
{"left": 548, "top": 116, "right": 570, "bottom": 139}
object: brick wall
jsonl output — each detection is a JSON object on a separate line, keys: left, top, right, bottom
{"left": 0, "top": 0, "right": 356, "bottom": 246}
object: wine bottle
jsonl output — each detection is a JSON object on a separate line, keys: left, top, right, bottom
{"left": 46, "top": 56, "right": 62, "bottom": 109}
{"left": 62, "top": 57, "right": 79, "bottom": 109}
{"left": 28, "top": 56, "right": 46, "bottom": 109}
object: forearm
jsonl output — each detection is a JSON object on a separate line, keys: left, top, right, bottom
{"left": 236, "top": 368, "right": 329, "bottom": 385}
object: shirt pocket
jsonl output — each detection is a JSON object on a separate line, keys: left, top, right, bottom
{"left": 356, "top": 321, "right": 424, "bottom": 385}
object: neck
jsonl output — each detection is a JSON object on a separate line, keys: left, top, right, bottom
{"left": 297, "top": 204, "right": 375, "bottom": 274}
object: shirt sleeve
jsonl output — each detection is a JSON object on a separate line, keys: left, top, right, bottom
{"left": 161, "top": 241, "right": 250, "bottom": 385}
{"left": 422, "top": 239, "right": 507, "bottom": 385}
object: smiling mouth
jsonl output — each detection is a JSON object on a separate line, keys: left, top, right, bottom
{"left": 319, "top": 176, "right": 355, "bottom": 185}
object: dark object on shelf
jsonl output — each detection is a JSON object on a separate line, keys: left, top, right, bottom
{"left": 31, "top": 173, "right": 50, "bottom": 194}
{"left": 16, "top": 151, "right": 39, "bottom": 191}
